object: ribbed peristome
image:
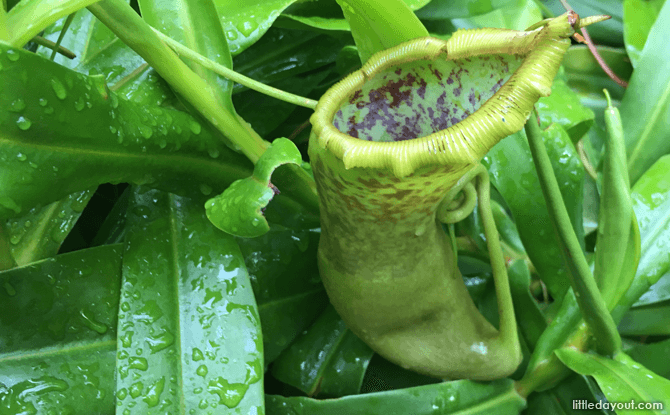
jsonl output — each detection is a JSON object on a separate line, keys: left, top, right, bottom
{"left": 310, "top": 13, "right": 577, "bottom": 177}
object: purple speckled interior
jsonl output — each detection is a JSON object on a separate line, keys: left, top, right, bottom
{"left": 333, "top": 55, "right": 523, "bottom": 142}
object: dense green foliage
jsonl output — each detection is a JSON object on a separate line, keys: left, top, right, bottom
{"left": 1, "top": 0, "right": 670, "bottom": 414}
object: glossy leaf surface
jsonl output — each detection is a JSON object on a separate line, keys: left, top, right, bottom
{"left": 0, "top": 43, "right": 253, "bottom": 218}
{"left": 266, "top": 379, "right": 525, "bottom": 414}
{"left": 4, "top": 189, "right": 95, "bottom": 265}
{"left": 483, "top": 123, "right": 584, "bottom": 298}
{"left": 236, "top": 228, "right": 328, "bottom": 364}
{"left": 6, "top": 0, "right": 100, "bottom": 47}
{"left": 213, "top": 0, "right": 299, "bottom": 56}
{"left": 556, "top": 349, "right": 670, "bottom": 413}
{"left": 537, "top": 79, "right": 594, "bottom": 144}
{"left": 271, "top": 305, "right": 373, "bottom": 397}
{"left": 138, "top": 0, "right": 235, "bottom": 113}
{"left": 337, "top": 0, "right": 428, "bottom": 63}
{"left": 0, "top": 244, "right": 122, "bottom": 414}
{"left": 622, "top": 0, "right": 670, "bottom": 184}
{"left": 613, "top": 155, "right": 670, "bottom": 321}
{"left": 117, "top": 187, "right": 263, "bottom": 413}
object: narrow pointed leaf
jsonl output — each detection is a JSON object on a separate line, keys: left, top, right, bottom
{"left": 613, "top": 155, "right": 670, "bottom": 321}
{"left": 555, "top": 349, "right": 670, "bottom": 413}
{"left": 266, "top": 379, "right": 526, "bottom": 415}
{"left": 622, "top": 0, "right": 670, "bottom": 184}
{"left": 0, "top": 244, "right": 122, "bottom": 414}
{"left": 116, "top": 187, "right": 263, "bottom": 413}
{"left": 4, "top": 189, "right": 95, "bottom": 265}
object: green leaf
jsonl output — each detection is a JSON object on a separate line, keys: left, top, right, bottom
{"left": 508, "top": 260, "right": 547, "bottom": 349}
{"left": 526, "top": 374, "right": 611, "bottom": 415}
{"left": 622, "top": 0, "right": 670, "bottom": 184}
{"left": 415, "top": 0, "right": 518, "bottom": 20}
{"left": 266, "top": 378, "right": 526, "bottom": 414}
{"left": 448, "top": 0, "right": 542, "bottom": 31}
{"left": 232, "top": 27, "right": 343, "bottom": 95}
{"left": 117, "top": 187, "right": 263, "bottom": 413}
{"left": 563, "top": 45, "right": 632, "bottom": 107}
{"left": 0, "top": 244, "right": 122, "bottom": 414}
{"left": 236, "top": 227, "right": 327, "bottom": 364}
{"left": 271, "top": 305, "right": 373, "bottom": 397}
{"left": 235, "top": 67, "right": 332, "bottom": 137}
{"left": 618, "top": 301, "right": 670, "bottom": 335}
{"left": 280, "top": 0, "right": 429, "bottom": 33}
{"left": 205, "top": 138, "right": 302, "bottom": 238}
{"left": 483, "top": 123, "right": 585, "bottom": 298}
{"left": 139, "top": 0, "right": 235, "bottom": 114}
{"left": 613, "top": 155, "right": 670, "bottom": 321}
{"left": 213, "top": 0, "right": 300, "bottom": 56}
{"left": 0, "top": 43, "right": 253, "bottom": 218}
{"left": 627, "top": 338, "right": 670, "bottom": 379}
{"left": 623, "top": 0, "right": 666, "bottom": 68}
{"left": 555, "top": 349, "right": 670, "bottom": 413}
{"left": 4, "top": 189, "right": 95, "bottom": 265}
{"left": 337, "top": 0, "right": 428, "bottom": 64}
{"left": 537, "top": 79, "right": 595, "bottom": 144}
{"left": 6, "top": 0, "right": 101, "bottom": 47}
{"left": 633, "top": 270, "right": 670, "bottom": 307}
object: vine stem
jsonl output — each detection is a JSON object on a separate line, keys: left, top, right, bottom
{"left": 32, "top": 35, "right": 76, "bottom": 59}
{"left": 524, "top": 113, "right": 621, "bottom": 357}
{"left": 153, "top": 28, "right": 318, "bottom": 110}
{"left": 88, "top": 0, "right": 269, "bottom": 164}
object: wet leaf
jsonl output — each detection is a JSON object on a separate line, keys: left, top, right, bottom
{"left": 213, "top": 0, "right": 300, "bottom": 56}
{"left": 612, "top": 155, "right": 670, "bottom": 321}
{"left": 0, "top": 43, "right": 253, "bottom": 218}
{"left": 139, "top": 0, "right": 235, "bottom": 114}
{"left": 5, "top": 0, "right": 101, "bottom": 47}
{"left": 4, "top": 189, "right": 95, "bottom": 265}
{"left": 271, "top": 305, "right": 373, "bottom": 397}
{"left": 266, "top": 378, "right": 526, "bottom": 414}
{"left": 117, "top": 187, "right": 263, "bottom": 413}
{"left": 483, "top": 124, "right": 585, "bottom": 298}
{"left": 0, "top": 244, "right": 122, "bottom": 414}
{"left": 556, "top": 349, "right": 670, "bottom": 413}
{"left": 237, "top": 227, "right": 327, "bottom": 365}
{"left": 537, "top": 79, "right": 594, "bottom": 144}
